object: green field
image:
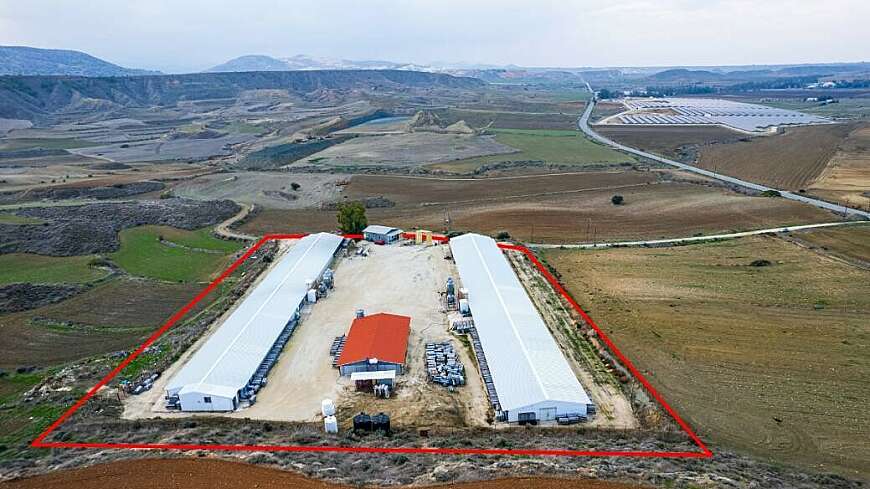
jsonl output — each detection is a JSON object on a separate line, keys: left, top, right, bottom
{"left": 0, "top": 137, "right": 100, "bottom": 151}
{"left": 110, "top": 225, "right": 243, "bottom": 282}
{"left": 0, "top": 213, "right": 44, "bottom": 225}
{"left": 430, "top": 128, "right": 635, "bottom": 172}
{"left": 0, "top": 370, "right": 66, "bottom": 459}
{"left": 0, "top": 254, "right": 107, "bottom": 285}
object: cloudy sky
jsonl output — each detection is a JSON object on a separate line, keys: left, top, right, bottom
{"left": 1, "top": 0, "right": 867, "bottom": 73}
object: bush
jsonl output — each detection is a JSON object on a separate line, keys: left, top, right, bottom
{"left": 495, "top": 231, "right": 511, "bottom": 240}
{"left": 760, "top": 190, "right": 781, "bottom": 198}
{"left": 290, "top": 182, "right": 301, "bottom": 191}
{"left": 611, "top": 194, "right": 624, "bottom": 205}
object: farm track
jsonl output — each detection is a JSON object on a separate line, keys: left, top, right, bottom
{"left": 215, "top": 202, "right": 256, "bottom": 241}
{"left": 580, "top": 97, "right": 870, "bottom": 219}
{"left": 527, "top": 220, "right": 869, "bottom": 249}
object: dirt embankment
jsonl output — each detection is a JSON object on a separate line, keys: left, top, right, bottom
{"left": 0, "top": 458, "right": 649, "bottom": 489}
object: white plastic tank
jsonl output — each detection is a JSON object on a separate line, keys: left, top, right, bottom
{"left": 324, "top": 415, "right": 338, "bottom": 434}
{"left": 321, "top": 398, "right": 336, "bottom": 417}
{"left": 459, "top": 299, "right": 470, "bottom": 315}
{"left": 307, "top": 289, "right": 317, "bottom": 303}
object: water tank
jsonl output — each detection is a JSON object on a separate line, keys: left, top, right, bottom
{"left": 321, "top": 398, "right": 336, "bottom": 417}
{"left": 459, "top": 299, "right": 470, "bottom": 315}
{"left": 324, "top": 415, "right": 338, "bottom": 434}
{"left": 371, "top": 412, "right": 390, "bottom": 433}
{"left": 446, "top": 278, "right": 455, "bottom": 295}
{"left": 355, "top": 309, "right": 365, "bottom": 319}
{"left": 307, "top": 289, "right": 317, "bottom": 303}
{"left": 353, "top": 412, "right": 372, "bottom": 431}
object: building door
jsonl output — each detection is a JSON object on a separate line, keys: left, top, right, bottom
{"left": 539, "top": 407, "right": 557, "bottom": 421}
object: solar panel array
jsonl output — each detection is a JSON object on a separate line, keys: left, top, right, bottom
{"left": 615, "top": 97, "right": 828, "bottom": 132}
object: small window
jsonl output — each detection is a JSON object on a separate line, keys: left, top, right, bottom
{"left": 203, "top": 396, "right": 212, "bottom": 403}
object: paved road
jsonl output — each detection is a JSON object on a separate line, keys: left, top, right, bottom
{"left": 578, "top": 96, "right": 870, "bottom": 220}
{"left": 527, "top": 220, "right": 868, "bottom": 249}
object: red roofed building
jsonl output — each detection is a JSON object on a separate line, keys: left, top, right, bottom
{"left": 337, "top": 313, "right": 411, "bottom": 376}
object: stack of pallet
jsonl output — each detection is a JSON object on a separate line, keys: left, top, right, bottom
{"left": 425, "top": 342, "right": 465, "bottom": 387}
{"left": 330, "top": 335, "right": 346, "bottom": 368}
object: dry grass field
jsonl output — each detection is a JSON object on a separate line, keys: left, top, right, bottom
{"left": 696, "top": 123, "right": 856, "bottom": 190}
{"left": 240, "top": 175, "right": 833, "bottom": 243}
{"left": 595, "top": 126, "right": 746, "bottom": 162}
{"left": 543, "top": 236, "right": 870, "bottom": 478}
{"left": 808, "top": 123, "right": 870, "bottom": 210}
{"left": 793, "top": 225, "right": 870, "bottom": 264}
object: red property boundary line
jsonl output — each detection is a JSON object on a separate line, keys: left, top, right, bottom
{"left": 31, "top": 233, "right": 712, "bottom": 459}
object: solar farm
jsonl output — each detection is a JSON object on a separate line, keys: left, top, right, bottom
{"left": 123, "top": 231, "right": 628, "bottom": 430}
{"left": 599, "top": 97, "right": 830, "bottom": 133}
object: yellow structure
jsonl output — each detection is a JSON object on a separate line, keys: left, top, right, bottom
{"left": 415, "top": 229, "right": 433, "bottom": 245}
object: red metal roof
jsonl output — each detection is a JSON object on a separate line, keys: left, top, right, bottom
{"left": 337, "top": 313, "right": 410, "bottom": 366}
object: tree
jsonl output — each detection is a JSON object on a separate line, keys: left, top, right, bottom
{"left": 597, "top": 88, "right": 615, "bottom": 100}
{"left": 337, "top": 202, "right": 367, "bottom": 234}
{"left": 290, "top": 182, "right": 301, "bottom": 191}
{"left": 495, "top": 231, "right": 511, "bottom": 240}
{"left": 611, "top": 195, "right": 624, "bottom": 205}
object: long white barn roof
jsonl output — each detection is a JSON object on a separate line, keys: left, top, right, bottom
{"left": 166, "top": 232, "right": 343, "bottom": 398}
{"left": 450, "top": 233, "right": 591, "bottom": 412}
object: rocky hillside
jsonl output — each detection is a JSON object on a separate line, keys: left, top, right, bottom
{"left": 0, "top": 70, "right": 486, "bottom": 121}
{"left": 0, "top": 46, "right": 158, "bottom": 77}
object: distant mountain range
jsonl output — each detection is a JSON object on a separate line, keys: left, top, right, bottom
{"left": 0, "top": 70, "right": 484, "bottom": 122}
{"left": 205, "top": 54, "right": 434, "bottom": 73}
{"left": 0, "top": 46, "right": 160, "bottom": 76}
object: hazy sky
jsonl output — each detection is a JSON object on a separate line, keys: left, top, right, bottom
{"left": 1, "top": 0, "right": 867, "bottom": 73}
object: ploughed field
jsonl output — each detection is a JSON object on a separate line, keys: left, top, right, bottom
{"left": 595, "top": 125, "right": 746, "bottom": 162}
{"left": 695, "top": 123, "right": 857, "bottom": 191}
{"left": 239, "top": 172, "right": 833, "bottom": 243}
{"left": 0, "top": 458, "right": 649, "bottom": 489}
{"left": 543, "top": 236, "right": 870, "bottom": 479}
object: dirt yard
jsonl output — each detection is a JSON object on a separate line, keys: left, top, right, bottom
{"left": 243, "top": 242, "right": 489, "bottom": 427}
{"left": 543, "top": 236, "right": 870, "bottom": 479}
